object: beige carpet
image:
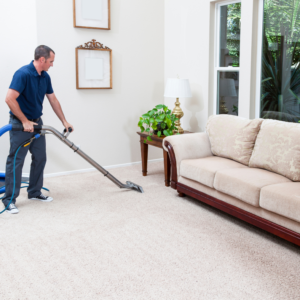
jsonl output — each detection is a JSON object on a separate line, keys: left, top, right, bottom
{"left": 1, "top": 162, "right": 300, "bottom": 300}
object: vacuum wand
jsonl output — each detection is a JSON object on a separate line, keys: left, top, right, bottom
{"left": 5, "top": 124, "right": 144, "bottom": 193}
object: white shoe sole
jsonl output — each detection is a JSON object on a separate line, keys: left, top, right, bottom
{"left": 6, "top": 209, "right": 19, "bottom": 214}
{"left": 29, "top": 196, "right": 53, "bottom": 202}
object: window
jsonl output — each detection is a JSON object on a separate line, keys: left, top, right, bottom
{"left": 215, "top": 1, "right": 241, "bottom": 115}
{"left": 258, "top": 0, "right": 300, "bottom": 122}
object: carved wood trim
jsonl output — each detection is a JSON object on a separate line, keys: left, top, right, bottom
{"left": 164, "top": 141, "right": 178, "bottom": 190}
{"left": 177, "top": 182, "right": 300, "bottom": 246}
{"left": 75, "top": 39, "right": 112, "bottom": 89}
{"left": 77, "top": 39, "right": 111, "bottom": 50}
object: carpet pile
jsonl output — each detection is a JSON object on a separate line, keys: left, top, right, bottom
{"left": 1, "top": 162, "right": 300, "bottom": 299}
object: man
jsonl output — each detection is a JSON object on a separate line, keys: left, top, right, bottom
{"left": 2, "top": 45, "right": 73, "bottom": 214}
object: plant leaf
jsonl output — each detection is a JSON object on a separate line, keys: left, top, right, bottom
{"left": 157, "top": 131, "right": 161, "bottom": 137}
{"left": 289, "top": 89, "right": 300, "bottom": 104}
{"left": 142, "top": 113, "right": 150, "bottom": 118}
{"left": 261, "top": 77, "right": 272, "bottom": 83}
{"left": 155, "top": 104, "right": 164, "bottom": 109}
{"left": 166, "top": 119, "right": 172, "bottom": 128}
{"left": 147, "top": 136, "right": 152, "bottom": 142}
{"left": 163, "top": 130, "right": 170, "bottom": 136}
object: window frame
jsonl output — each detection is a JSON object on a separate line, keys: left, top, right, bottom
{"left": 255, "top": 0, "right": 264, "bottom": 118}
{"left": 214, "top": 0, "right": 241, "bottom": 116}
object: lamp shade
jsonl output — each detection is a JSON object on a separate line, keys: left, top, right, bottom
{"left": 164, "top": 78, "right": 192, "bottom": 98}
{"left": 219, "top": 78, "right": 237, "bottom": 97}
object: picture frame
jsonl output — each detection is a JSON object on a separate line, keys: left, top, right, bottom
{"left": 76, "top": 39, "right": 112, "bottom": 89}
{"left": 73, "top": 0, "right": 111, "bottom": 30}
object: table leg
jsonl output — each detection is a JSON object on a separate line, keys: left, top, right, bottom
{"left": 163, "top": 150, "right": 171, "bottom": 187}
{"left": 140, "top": 139, "right": 148, "bottom": 176}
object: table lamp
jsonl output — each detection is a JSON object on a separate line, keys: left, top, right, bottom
{"left": 219, "top": 78, "right": 237, "bottom": 114}
{"left": 164, "top": 78, "right": 192, "bottom": 133}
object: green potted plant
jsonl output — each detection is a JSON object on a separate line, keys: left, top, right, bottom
{"left": 138, "top": 104, "right": 180, "bottom": 142}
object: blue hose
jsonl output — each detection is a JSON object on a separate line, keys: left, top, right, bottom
{"left": 0, "top": 184, "right": 49, "bottom": 200}
{"left": 0, "top": 127, "right": 50, "bottom": 214}
{"left": 0, "top": 124, "right": 12, "bottom": 137}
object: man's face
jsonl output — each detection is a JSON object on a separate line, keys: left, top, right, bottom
{"left": 42, "top": 52, "right": 55, "bottom": 71}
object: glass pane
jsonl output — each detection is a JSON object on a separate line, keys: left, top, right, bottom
{"left": 217, "top": 71, "right": 239, "bottom": 115}
{"left": 219, "top": 3, "right": 241, "bottom": 67}
{"left": 260, "top": 0, "right": 300, "bottom": 122}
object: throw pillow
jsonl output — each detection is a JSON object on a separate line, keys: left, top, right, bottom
{"left": 249, "top": 119, "right": 300, "bottom": 181}
{"left": 206, "top": 115, "right": 263, "bottom": 166}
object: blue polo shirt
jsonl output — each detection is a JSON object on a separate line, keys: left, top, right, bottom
{"left": 9, "top": 61, "right": 54, "bottom": 119}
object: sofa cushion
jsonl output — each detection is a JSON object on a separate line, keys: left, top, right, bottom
{"left": 249, "top": 119, "right": 300, "bottom": 181}
{"left": 206, "top": 115, "right": 263, "bottom": 166}
{"left": 260, "top": 182, "right": 300, "bottom": 223}
{"left": 180, "top": 156, "right": 247, "bottom": 188}
{"left": 214, "top": 168, "right": 291, "bottom": 207}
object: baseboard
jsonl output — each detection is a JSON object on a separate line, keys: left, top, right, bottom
{"left": 0, "top": 158, "right": 163, "bottom": 178}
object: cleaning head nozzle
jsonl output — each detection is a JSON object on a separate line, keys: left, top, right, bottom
{"left": 125, "top": 181, "right": 144, "bottom": 193}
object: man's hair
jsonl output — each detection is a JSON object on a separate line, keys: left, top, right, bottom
{"left": 34, "top": 45, "right": 55, "bottom": 61}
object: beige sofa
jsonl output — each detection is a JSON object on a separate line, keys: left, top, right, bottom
{"left": 163, "top": 115, "right": 300, "bottom": 246}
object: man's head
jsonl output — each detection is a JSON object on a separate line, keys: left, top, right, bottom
{"left": 34, "top": 45, "right": 55, "bottom": 71}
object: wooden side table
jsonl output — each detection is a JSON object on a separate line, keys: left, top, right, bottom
{"left": 137, "top": 131, "right": 191, "bottom": 187}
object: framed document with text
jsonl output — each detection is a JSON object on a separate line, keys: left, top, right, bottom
{"left": 73, "top": 0, "right": 111, "bottom": 30}
{"left": 76, "top": 40, "right": 112, "bottom": 89}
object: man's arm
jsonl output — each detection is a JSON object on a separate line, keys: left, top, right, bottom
{"left": 5, "top": 89, "right": 37, "bottom": 132}
{"left": 46, "top": 93, "right": 74, "bottom": 132}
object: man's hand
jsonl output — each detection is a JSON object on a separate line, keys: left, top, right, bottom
{"left": 63, "top": 121, "right": 74, "bottom": 133}
{"left": 22, "top": 120, "right": 38, "bottom": 133}
{"left": 47, "top": 94, "right": 73, "bottom": 134}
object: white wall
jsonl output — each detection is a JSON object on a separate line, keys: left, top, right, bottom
{"left": 0, "top": 0, "right": 164, "bottom": 174}
{"left": 164, "top": 0, "right": 212, "bottom": 132}
{"left": 1, "top": 0, "right": 260, "bottom": 175}
{"left": 164, "top": 0, "right": 260, "bottom": 131}
{"left": 0, "top": 0, "right": 37, "bottom": 173}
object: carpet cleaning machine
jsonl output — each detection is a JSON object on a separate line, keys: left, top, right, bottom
{"left": 0, "top": 124, "right": 144, "bottom": 213}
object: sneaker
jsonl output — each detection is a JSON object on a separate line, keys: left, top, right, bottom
{"left": 29, "top": 194, "right": 53, "bottom": 202}
{"left": 6, "top": 203, "right": 19, "bottom": 214}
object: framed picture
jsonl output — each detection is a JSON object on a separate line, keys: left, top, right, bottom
{"left": 76, "top": 39, "right": 112, "bottom": 89}
{"left": 73, "top": 0, "right": 111, "bottom": 30}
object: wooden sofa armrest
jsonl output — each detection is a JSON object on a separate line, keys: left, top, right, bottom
{"left": 164, "top": 141, "right": 179, "bottom": 189}
{"left": 163, "top": 133, "right": 213, "bottom": 189}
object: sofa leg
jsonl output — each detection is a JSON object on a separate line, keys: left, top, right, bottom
{"left": 178, "top": 192, "right": 186, "bottom": 197}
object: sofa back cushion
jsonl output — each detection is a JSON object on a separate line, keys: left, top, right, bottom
{"left": 249, "top": 119, "right": 300, "bottom": 181}
{"left": 206, "top": 115, "right": 263, "bottom": 166}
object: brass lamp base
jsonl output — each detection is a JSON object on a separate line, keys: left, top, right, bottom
{"left": 172, "top": 98, "right": 184, "bottom": 134}
{"left": 219, "top": 97, "right": 229, "bottom": 114}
